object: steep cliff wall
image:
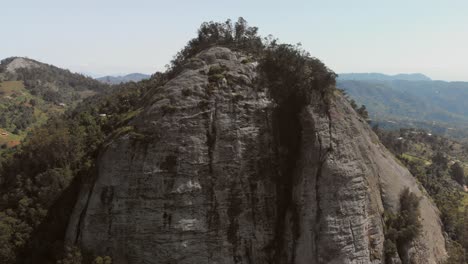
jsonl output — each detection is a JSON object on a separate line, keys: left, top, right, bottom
{"left": 65, "top": 47, "right": 446, "bottom": 263}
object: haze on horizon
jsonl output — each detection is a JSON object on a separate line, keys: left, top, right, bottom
{"left": 2, "top": 0, "right": 467, "bottom": 81}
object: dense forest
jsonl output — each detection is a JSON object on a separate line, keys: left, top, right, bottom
{"left": 0, "top": 58, "right": 110, "bottom": 150}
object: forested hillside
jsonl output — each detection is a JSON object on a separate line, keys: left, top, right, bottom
{"left": 337, "top": 78, "right": 468, "bottom": 140}
{"left": 0, "top": 58, "right": 109, "bottom": 150}
{"left": 373, "top": 126, "right": 468, "bottom": 262}
{"left": 0, "top": 76, "right": 156, "bottom": 263}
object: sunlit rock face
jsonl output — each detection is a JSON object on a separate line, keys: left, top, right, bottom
{"left": 65, "top": 47, "right": 446, "bottom": 264}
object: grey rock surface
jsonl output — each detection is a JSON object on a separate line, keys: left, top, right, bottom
{"left": 65, "top": 47, "right": 447, "bottom": 263}
{"left": 5, "top": 57, "right": 41, "bottom": 72}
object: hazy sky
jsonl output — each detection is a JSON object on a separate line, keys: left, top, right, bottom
{"left": 2, "top": 0, "right": 467, "bottom": 81}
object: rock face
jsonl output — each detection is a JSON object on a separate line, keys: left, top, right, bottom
{"left": 5, "top": 57, "right": 41, "bottom": 73}
{"left": 65, "top": 47, "right": 447, "bottom": 263}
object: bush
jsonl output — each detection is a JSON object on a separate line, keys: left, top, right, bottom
{"left": 356, "top": 105, "right": 369, "bottom": 119}
{"left": 450, "top": 162, "right": 465, "bottom": 186}
{"left": 445, "top": 241, "right": 466, "bottom": 264}
{"left": 56, "top": 246, "right": 82, "bottom": 264}
{"left": 398, "top": 188, "right": 422, "bottom": 243}
{"left": 93, "top": 256, "right": 112, "bottom": 264}
{"left": 206, "top": 64, "right": 228, "bottom": 84}
{"left": 384, "top": 188, "right": 422, "bottom": 262}
{"left": 208, "top": 74, "right": 225, "bottom": 83}
{"left": 208, "top": 65, "right": 228, "bottom": 76}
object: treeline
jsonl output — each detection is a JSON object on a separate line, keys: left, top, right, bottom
{"left": 167, "top": 17, "right": 264, "bottom": 78}
{"left": 168, "top": 17, "right": 337, "bottom": 103}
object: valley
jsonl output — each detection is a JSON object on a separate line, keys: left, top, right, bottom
{"left": 337, "top": 75, "right": 468, "bottom": 140}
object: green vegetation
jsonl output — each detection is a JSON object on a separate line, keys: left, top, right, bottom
{"left": 0, "top": 79, "right": 154, "bottom": 263}
{"left": 167, "top": 17, "right": 263, "bottom": 78}
{"left": 384, "top": 188, "right": 422, "bottom": 262}
{"left": 375, "top": 127, "right": 468, "bottom": 260}
{"left": 164, "top": 16, "right": 336, "bottom": 108}
{"left": 400, "top": 153, "right": 431, "bottom": 165}
{"left": 0, "top": 58, "right": 110, "bottom": 150}
{"left": 207, "top": 65, "right": 228, "bottom": 83}
{"left": 461, "top": 193, "right": 468, "bottom": 212}
{"left": 0, "top": 81, "right": 43, "bottom": 133}
{"left": 340, "top": 91, "right": 369, "bottom": 120}
{"left": 92, "top": 256, "right": 112, "bottom": 264}
{"left": 0, "top": 58, "right": 109, "bottom": 104}
{"left": 259, "top": 42, "right": 336, "bottom": 106}
{"left": 356, "top": 105, "right": 369, "bottom": 119}
{"left": 0, "top": 128, "right": 22, "bottom": 149}
{"left": 338, "top": 79, "right": 468, "bottom": 141}
{"left": 451, "top": 162, "right": 466, "bottom": 186}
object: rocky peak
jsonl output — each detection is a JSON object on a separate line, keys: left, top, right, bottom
{"left": 63, "top": 46, "right": 447, "bottom": 264}
{"left": 4, "top": 57, "right": 42, "bottom": 73}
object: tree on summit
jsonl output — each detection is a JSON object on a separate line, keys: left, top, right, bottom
{"left": 168, "top": 17, "right": 263, "bottom": 77}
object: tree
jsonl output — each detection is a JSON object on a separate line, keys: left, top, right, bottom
{"left": 168, "top": 17, "right": 263, "bottom": 77}
{"left": 357, "top": 105, "right": 369, "bottom": 119}
{"left": 398, "top": 188, "right": 422, "bottom": 243}
{"left": 431, "top": 152, "right": 448, "bottom": 171}
{"left": 450, "top": 162, "right": 465, "bottom": 186}
{"left": 384, "top": 188, "right": 422, "bottom": 262}
{"left": 259, "top": 43, "right": 336, "bottom": 106}
{"left": 349, "top": 99, "right": 358, "bottom": 110}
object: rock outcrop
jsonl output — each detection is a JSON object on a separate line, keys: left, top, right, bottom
{"left": 5, "top": 57, "right": 41, "bottom": 73}
{"left": 65, "top": 47, "right": 447, "bottom": 263}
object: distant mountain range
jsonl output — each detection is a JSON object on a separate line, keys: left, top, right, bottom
{"left": 338, "top": 72, "right": 432, "bottom": 81}
{"left": 96, "top": 73, "right": 150, "bottom": 84}
{"left": 337, "top": 73, "right": 468, "bottom": 139}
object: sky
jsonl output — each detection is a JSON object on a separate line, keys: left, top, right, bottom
{"left": 1, "top": 0, "right": 467, "bottom": 81}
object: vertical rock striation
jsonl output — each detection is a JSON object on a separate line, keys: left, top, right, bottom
{"left": 65, "top": 47, "right": 447, "bottom": 263}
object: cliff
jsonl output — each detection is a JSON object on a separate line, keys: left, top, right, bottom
{"left": 64, "top": 47, "right": 447, "bottom": 263}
